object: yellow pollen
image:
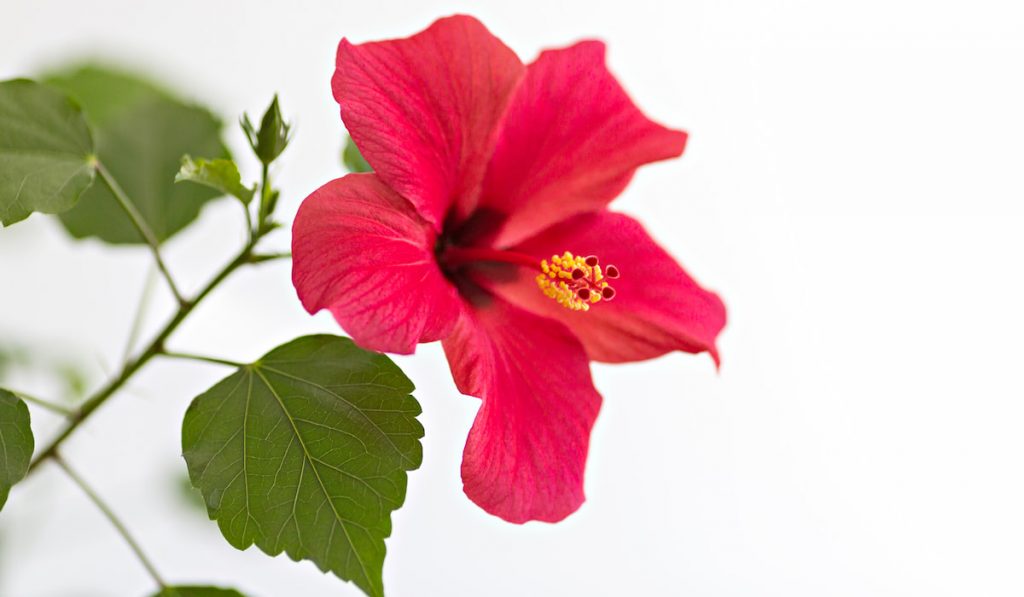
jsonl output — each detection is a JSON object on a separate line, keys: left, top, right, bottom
{"left": 535, "top": 251, "right": 619, "bottom": 312}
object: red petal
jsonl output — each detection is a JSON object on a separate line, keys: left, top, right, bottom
{"left": 493, "top": 211, "right": 726, "bottom": 364}
{"left": 443, "top": 293, "right": 602, "bottom": 523}
{"left": 333, "top": 15, "right": 525, "bottom": 230}
{"left": 291, "top": 174, "right": 462, "bottom": 354}
{"left": 478, "top": 41, "right": 688, "bottom": 247}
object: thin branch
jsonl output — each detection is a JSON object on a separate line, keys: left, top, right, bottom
{"left": 27, "top": 232, "right": 269, "bottom": 477}
{"left": 95, "top": 161, "right": 186, "bottom": 307}
{"left": 122, "top": 266, "right": 158, "bottom": 366}
{"left": 159, "top": 352, "right": 246, "bottom": 368}
{"left": 14, "top": 392, "right": 74, "bottom": 416}
{"left": 248, "top": 251, "right": 291, "bottom": 263}
{"left": 54, "top": 454, "right": 167, "bottom": 590}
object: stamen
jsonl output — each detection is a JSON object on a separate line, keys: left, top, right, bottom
{"left": 535, "top": 251, "right": 619, "bottom": 312}
{"left": 441, "top": 246, "right": 620, "bottom": 313}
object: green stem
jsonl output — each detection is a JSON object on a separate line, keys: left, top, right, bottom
{"left": 160, "top": 352, "right": 246, "bottom": 368}
{"left": 122, "top": 267, "right": 157, "bottom": 366}
{"left": 15, "top": 392, "right": 74, "bottom": 416}
{"left": 257, "top": 162, "right": 272, "bottom": 230}
{"left": 242, "top": 200, "right": 254, "bottom": 241}
{"left": 249, "top": 251, "right": 291, "bottom": 263}
{"left": 27, "top": 234, "right": 269, "bottom": 477}
{"left": 54, "top": 453, "right": 167, "bottom": 590}
{"left": 95, "top": 161, "right": 186, "bottom": 307}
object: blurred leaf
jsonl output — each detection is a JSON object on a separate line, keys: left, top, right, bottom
{"left": 151, "top": 587, "right": 247, "bottom": 597}
{"left": 182, "top": 335, "right": 423, "bottom": 597}
{"left": 0, "top": 346, "right": 29, "bottom": 379}
{"left": 263, "top": 188, "right": 280, "bottom": 218}
{"left": 43, "top": 65, "right": 228, "bottom": 244}
{"left": 241, "top": 95, "right": 290, "bottom": 166}
{"left": 56, "top": 362, "right": 90, "bottom": 400}
{"left": 0, "top": 78, "right": 96, "bottom": 226}
{"left": 0, "top": 389, "right": 34, "bottom": 512}
{"left": 342, "top": 135, "right": 372, "bottom": 173}
{"left": 176, "top": 156, "right": 254, "bottom": 206}
{"left": 0, "top": 343, "right": 89, "bottom": 406}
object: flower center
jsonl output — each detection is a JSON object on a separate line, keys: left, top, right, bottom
{"left": 440, "top": 247, "right": 618, "bottom": 312}
{"left": 536, "top": 252, "right": 618, "bottom": 312}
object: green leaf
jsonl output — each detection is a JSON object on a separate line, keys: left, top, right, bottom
{"left": 182, "top": 335, "right": 422, "bottom": 597}
{"left": 0, "top": 79, "right": 96, "bottom": 226}
{"left": 342, "top": 135, "right": 372, "bottom": 173}
{"left": 176, "top": 156, "right": 255, "bottom": 206}
{"left": 151, "top": 587, "right": 247, "bottom": 597}
{"left": 43, "top": 65, "right": 228, "bottom": 244}
{"left": 241, "top": 95, "right": 290, "bottom": 166}
{"left": 0, "top": 389, "right": 34, "bottom": 512}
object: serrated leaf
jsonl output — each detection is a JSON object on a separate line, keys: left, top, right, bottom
{"left": 0, "top": 389, "right": 34, "bottom": 512}
{"left": 0, "top": 79, "right": 96, "bottom": 226}
{"left": 342, "top": 135, "right": 372, "bottom": 173}
{"left": 176, "top": 156, "right": 255, "bottom": 205}
{"left": 151, "top": 587, "right": 247, "bottom": 597}
{"left": 182, "top": 335, "right": 423, "bottom": 597}
{"left": 43, "top": 65, "right": 228, "bottom": 244}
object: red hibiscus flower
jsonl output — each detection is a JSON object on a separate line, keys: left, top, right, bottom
{"left": 292, "top": 15, "right": 726, "bottom": 523}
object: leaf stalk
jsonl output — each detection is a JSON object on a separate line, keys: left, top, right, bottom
{"left": 54, "top": 453, "right": 168, "bottom": 590}
{"left": 14, "top": 392, "right": 74, "bottom": 416}
{"left": 159, "top": 352, "right": 246, "bottom": 368}
{"left": 95, "top": 161, "right": 186, "bottom": 307}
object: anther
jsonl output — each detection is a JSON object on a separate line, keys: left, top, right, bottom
{"left": 535, "top": 251, "right": 619, "bottom": 311}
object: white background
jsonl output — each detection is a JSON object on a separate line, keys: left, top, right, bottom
{"left": 2, "top": 1, "right": 1023, "bottom": 595}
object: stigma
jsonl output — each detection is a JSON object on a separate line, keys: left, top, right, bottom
{"left": 536, "top": 252, "right": 619, "bottom": 312}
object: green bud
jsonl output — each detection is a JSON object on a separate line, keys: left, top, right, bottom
{"left": 241, "top": 94, "right": 290, "bottom": 165}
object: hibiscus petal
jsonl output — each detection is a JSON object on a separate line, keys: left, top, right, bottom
{"left": 443, "top": 291, "right": 602, "bottom": 523}
{"left": 291, "top": 173, "right": 462, "bottom": 354}
{"left": 492, "top": 211, "right": 726, "bottom": 365}
{"left": 333, "top": 15, "right": 525, "bottom": 230}
{"left": 478, "top": 41, "right": 689, "bottom": 247}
